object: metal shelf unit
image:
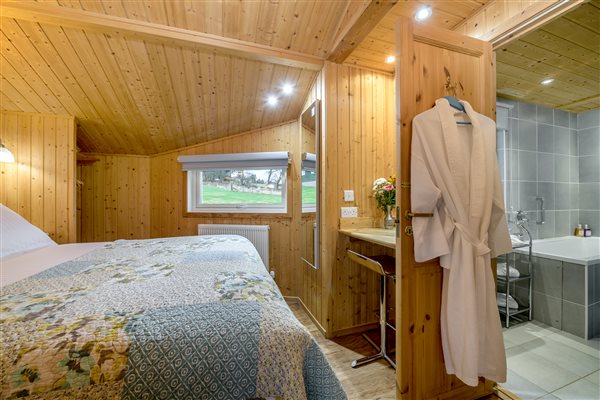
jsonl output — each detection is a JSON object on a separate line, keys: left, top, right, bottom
{"left": 497, "top": 223, "right": 533, "bottom": 328}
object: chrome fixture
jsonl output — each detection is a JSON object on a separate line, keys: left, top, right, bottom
{"left": 536, "top": 197, "right": 545, "bottom": 225}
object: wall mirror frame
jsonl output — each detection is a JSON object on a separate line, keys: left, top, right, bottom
{"left": 300, "top": 99, "right": 320, "bottom": 269}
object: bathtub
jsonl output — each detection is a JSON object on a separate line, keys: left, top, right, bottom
{"left": 513, "top": 236, "right": 600, "bottom": 339}
{"left": 514, "top": 236, "right": 600, "bottom": 266}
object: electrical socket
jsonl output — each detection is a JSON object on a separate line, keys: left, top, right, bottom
{"left": 340, "top": 207, "right": 358, "bottom": 218}
{"left": 343, "top": 190, "right": 355, "bottom": 202}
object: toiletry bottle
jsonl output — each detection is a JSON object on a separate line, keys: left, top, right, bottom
{"left": 575, "top": 224, "right": 584, "bottom": 237}
{"left": 584, "top": 224, "right": 592, "bottom": 237}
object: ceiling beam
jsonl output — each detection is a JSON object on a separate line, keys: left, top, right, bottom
{"left": 328, "top": 0, "right": 398, "bottom": 64}
{"left": 454, "top": 0, "right": 585, "bottom": 50}
{"left": 0, "top": 1, "right": 324, "bottom": 71}
{"left": 489, "top": 0, "right": 585, "bottom": 49}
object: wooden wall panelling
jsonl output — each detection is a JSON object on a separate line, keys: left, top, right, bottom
{"left": 319, "top": 62, "right": 396, "bottom": 337}
{"left": 0, "top": 111, "right": 76, "bottom": 243}
{"left": 78, "top": 154, "right": 151, "bottom": 242}
{"left": 148, "top": 121, "right": 300, "bottom": 297}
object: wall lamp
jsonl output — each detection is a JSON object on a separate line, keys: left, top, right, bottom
{"left": 0, "top": 142, "right": 15, "bottom": 163}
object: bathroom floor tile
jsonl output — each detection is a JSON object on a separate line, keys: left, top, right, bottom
{"left": 503, "top": 321, "right": 559, "bottom": 346}
{"left": 504, "top": 336, "right": 520, "bottom": 349}
{"left": 507, "top": 348, "right": 581, "bottom": 392}
{"left": 501, "top": 369, "right": 548, "bottom": 400}
{"left": 552, "top": 377, "right": 600, "bottom": 400}
{"left": 519, "top": 336, "right": 600, "bottom": 377}
{"left": 583, "top": 370, "right": 600, "bottom": 385}
{"left": 539, "top": 394, "right": 560, "bottom": 399}
{"left": 548, "top": 331, "right": 600, "bottom": 359}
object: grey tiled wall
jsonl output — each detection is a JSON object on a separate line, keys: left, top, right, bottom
{"left": 496, "top": 98, "right": 600, "bottom": 238}
{"left": 578, "top": 109, "right": 600, "bottom": 234}
{"left": 527, "top": 258, "right": 600, "bottom": 339}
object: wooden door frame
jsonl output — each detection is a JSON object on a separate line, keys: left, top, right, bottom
{"left": 394, "top": 17, "right": 497, "bottom": 400}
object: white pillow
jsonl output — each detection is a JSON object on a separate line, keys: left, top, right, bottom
{"left": 1, "top": 204, "right": 57, "bottom": 260}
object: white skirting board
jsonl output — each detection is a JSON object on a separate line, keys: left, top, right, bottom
{"left": 197, "top": 224, "right": 269, "bottom": 269}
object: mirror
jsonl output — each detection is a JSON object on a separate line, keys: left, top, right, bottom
{"left": 300, "top": 100, "right": 320, "bottom": 269}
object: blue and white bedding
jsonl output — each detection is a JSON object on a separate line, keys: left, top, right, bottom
{"left": 1, "top": 235, "right": 346, "bottom": 400}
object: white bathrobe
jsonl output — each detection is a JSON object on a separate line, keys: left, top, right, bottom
{"left": 411, "top": 98, "right": 512, "bottom": 386}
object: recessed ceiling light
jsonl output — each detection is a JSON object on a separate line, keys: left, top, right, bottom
{"left": 385, "top": 55, "right": 396, "bottom": 64}
{"left": 267, "top": 96, "right": 278, "bottom": 106}
{"left": 540, "top": 78, "right": 554, "bottom": 85}
{"left": 282, "top": 83, "right": 294, "bottom": 95}
{"left": 415, "top": 6, "right": 432, "bottom": 22}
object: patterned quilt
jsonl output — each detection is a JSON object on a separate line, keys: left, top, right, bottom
{"left": 1, "top": 235, "right": 346, "bottom": 400}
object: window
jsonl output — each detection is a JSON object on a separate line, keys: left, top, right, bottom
{"left": 179, "top": 152, "right": 289, "bottom": 214}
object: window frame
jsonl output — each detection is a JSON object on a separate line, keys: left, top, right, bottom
{"left": 185, "top": 168, "right": 289, "bottom": 214}
{"left": 177, "top": 152, "right": 292, "bottom": 218}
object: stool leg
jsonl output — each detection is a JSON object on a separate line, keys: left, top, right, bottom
{"left": 352, "top": 275, "right": 395, "bottom": 369}
{"left": 381, "top": 275, "right": 396, "bottom": 369}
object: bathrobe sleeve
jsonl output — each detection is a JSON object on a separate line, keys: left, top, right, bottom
{"left": 411, "top": 121, "right": 450, "bottom": 263}
{"left": 488, "top": 155, "right": 512, "bottom": 257}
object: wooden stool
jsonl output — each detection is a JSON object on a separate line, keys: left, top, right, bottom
{"left": 347, "top": 250, "right": 396, "bottom": 369}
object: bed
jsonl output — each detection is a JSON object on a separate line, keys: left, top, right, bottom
{"left": 0, "top": 205, "right": 346, "bottom": 400}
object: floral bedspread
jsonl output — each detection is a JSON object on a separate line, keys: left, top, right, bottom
{"left": 1, "top": 235, "right": 346, "bottom": 400}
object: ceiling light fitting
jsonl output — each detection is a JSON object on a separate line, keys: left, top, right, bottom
{"left": 415, "top": 6, "right": 432, "bottom": 22}
{"left": 267, "top": 96, "right": 278, "bottom": 106}
{"left": 540, "top": 78, "right": 554, "bottom": 85}
{"left": 282, "top": 83, "right": 294, "bottom": 95}
{"left": 385, "top": 55, "right": 396, "bottom": 64}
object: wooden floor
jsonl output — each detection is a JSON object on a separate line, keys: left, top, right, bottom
{"left": 289, "top": 300, "right": 507, "bottom": 400}
{"left": 289, "top": 301, "right": 397, "bottom": 399}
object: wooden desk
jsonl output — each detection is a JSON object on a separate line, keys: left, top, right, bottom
{"left": 339, "top": 227, "right": 396, "bottom": 249}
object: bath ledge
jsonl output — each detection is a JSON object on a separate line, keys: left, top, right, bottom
{"left": 513, "top": 236, "right": 600, "bottom": 266}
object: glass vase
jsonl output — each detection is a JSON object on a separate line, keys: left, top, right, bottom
{"left": 384, "top": 205, "right": 395, "bottom": 230}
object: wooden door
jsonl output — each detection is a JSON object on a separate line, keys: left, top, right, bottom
{"left": 394, "top": 17, "right": 497, "bottom": 400}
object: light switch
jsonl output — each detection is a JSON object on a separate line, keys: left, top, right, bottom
{"left": 343, "top": 190, "right": 354, "bottom": 202}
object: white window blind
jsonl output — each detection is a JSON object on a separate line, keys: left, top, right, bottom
{"left": 301, "top": 152, "right": 316, "bottom": 170}
{"left": 179, "top": 152, "right": 290, "bottom": 214}
{"left": 178, "top": 152, "right": 290, "bottom": 171}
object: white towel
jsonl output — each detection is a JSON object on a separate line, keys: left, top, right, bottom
{"left": 510, "top": 234, "right": 527, "bottom": 247}
{"left": 497, "top": 262, "right": 520, "bottom": 278}
{"left": 497, "top": 293, "right": 519, "bottom": 309}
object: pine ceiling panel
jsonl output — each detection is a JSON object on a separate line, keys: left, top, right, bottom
{"left": 496, "top": 1, "right": 600, "bottom": 112}
{"left": 52, "top": 0, "right": 350, "bottom": 58}
{"left": 345, "top": 0, "right": 491, "bottom": 72}
{"left": 1, "top": 17, "right": 317, "bottom": 154}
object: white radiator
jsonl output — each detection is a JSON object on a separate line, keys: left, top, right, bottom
{"left": 198, "top": 224, "right": 270, "bottom": 269}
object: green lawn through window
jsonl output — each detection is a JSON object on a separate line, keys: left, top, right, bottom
{"left": 202, "top": 185, "right": 282, "bottom": 204}
{"left": 201, "top": 184, "right": 316, "bottom": 206}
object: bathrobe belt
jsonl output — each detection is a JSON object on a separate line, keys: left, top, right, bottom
{"left": 444, "top": 210, "right": 491, "bottom": 256}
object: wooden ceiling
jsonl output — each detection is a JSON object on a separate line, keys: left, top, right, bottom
{"left": 0, "top": 0, "right": 492, "bottom": 155}
{"left": 6, "top": 1, "right": 593, "bottom": 155}
{"left": 344, "top": 0, "right": 491, "bottom": 72}
{"left": 496, "top": 0, "right": 600, "bottom": 112}
{"left": 0, "top": 0, "right": 348, "bottom": 154}
{"left": 1, "top": 16, "right": 316, "bottom": 154}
